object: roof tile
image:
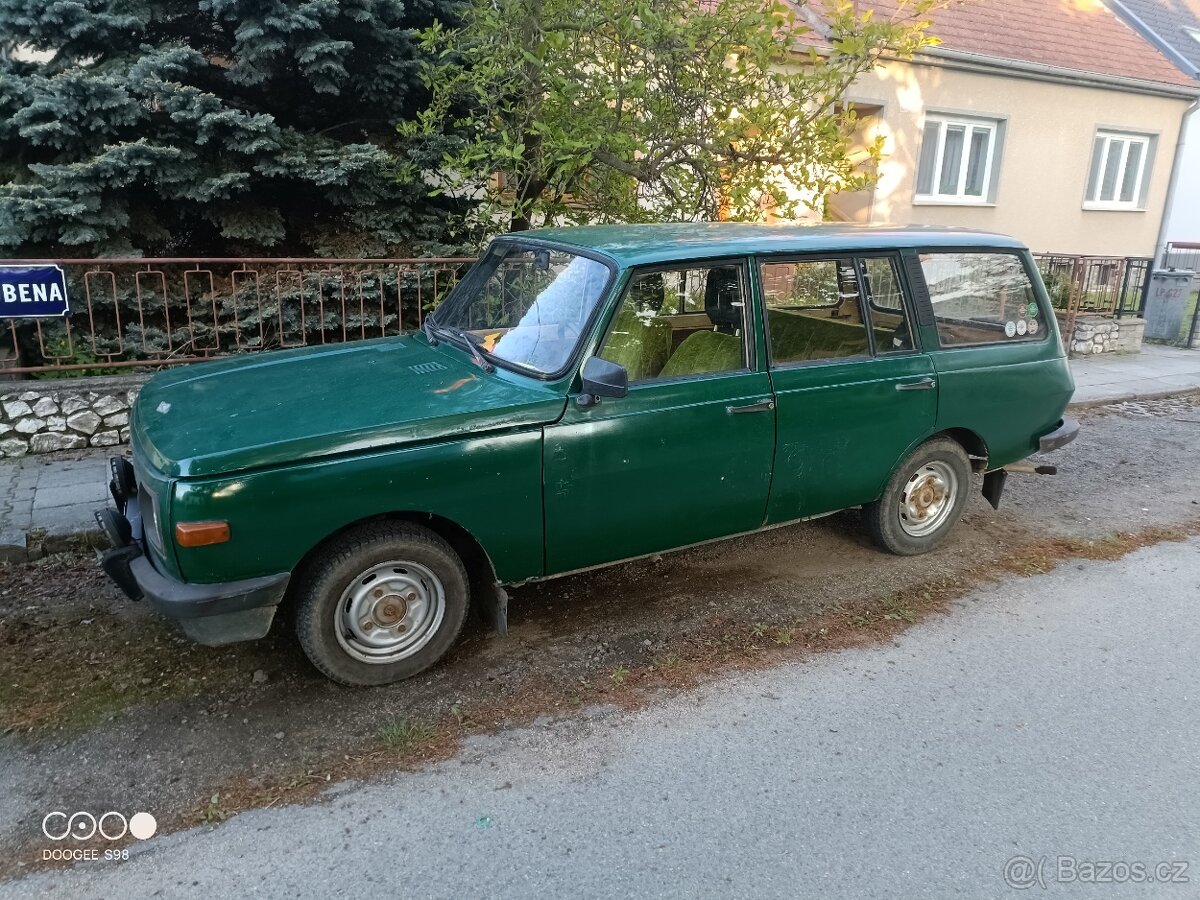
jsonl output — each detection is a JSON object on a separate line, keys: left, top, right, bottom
{"left": 1105, "top": 0, "right": 1200, "bottom": 74}
{"left": 822, "top": 0, "right": 1198, "bottom": 89}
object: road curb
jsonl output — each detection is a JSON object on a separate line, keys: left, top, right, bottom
{"left": 1067, "top": 386, "right": 1200, "bottom": 410}
{"left": 0, "top": 527, "right": 103, "bottom": 563}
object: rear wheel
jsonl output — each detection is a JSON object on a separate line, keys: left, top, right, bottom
{"left": 295, "top": 522, "right": 469, "bottom": 686}
{"left": 865, "top": 438, "right": 971, "bottom": 556}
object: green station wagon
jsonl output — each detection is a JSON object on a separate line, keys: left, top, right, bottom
{"left": 97, "top": 224, "right": 1078, "bottom": 685}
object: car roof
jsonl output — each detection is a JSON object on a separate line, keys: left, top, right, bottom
{"left": 514, "top": 222, "right": 1027, "bottom": 267}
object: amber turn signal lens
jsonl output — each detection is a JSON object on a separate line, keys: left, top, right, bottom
{"left": 175, "top": 521, "right": 231, "bottom": 547}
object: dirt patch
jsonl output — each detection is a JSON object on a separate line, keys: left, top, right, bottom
{"left": 1, "top": 395, "right": 1198, "bottom": 879}
{"left": 0, "top": 554, "right": 291, "bottom": 736}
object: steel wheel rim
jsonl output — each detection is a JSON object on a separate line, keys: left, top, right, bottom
{"left": 334, "top": 561, "right": 446, "bottom": 665}
{"left": 898, "top": 460, "right": 958, "bottom": 537}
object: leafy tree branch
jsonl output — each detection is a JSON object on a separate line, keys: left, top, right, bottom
{"left": 404, "top": 0, "right": 943, "bottom": 233}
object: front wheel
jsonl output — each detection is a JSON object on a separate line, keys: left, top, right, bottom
{"left": 864, "top": 438, "right": 971, "bottom": 556}
{"left": 294, "top": 522, "right": 469, "bottom": 686}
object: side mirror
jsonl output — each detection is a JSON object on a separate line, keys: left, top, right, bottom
{"left": 577, "top": 356, "right": 628, "bottom": 408}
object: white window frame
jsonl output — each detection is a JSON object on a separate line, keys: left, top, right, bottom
{"left": 1085, "top": 131, "right": 1151, "bottom": 210}
{"left": 914, "top": 115, "right": 999, "bottom": 205}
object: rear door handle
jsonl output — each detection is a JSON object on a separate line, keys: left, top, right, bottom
{"left": 895, "top": 377, "right": 937, "bottom": 392}
{"left": 727, "top": 399, "right": 776, "bottom": 414}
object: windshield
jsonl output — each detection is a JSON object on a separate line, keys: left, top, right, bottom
{"left": 432, "top": 242, "right": 613, "bottom": 376}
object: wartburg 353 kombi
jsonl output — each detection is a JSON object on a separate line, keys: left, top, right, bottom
{"left": 97, "top": 224, "right": 1078, "bottom": 685}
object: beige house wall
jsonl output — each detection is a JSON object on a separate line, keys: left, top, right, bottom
{"left": 837, "top": 60, "right": 1191, "bottom": 257}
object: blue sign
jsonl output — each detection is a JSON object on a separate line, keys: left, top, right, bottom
{"left": 0, "top": 265, "right": 70, "bottom": 318}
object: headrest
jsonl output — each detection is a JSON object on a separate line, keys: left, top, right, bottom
{"left": 628, "top": 273, "right": 665, "bottom": 313}
{"left": 705, "top": 267, "right": 742, "bottom": 327}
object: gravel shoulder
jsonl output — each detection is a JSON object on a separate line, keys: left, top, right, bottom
{"left": 1, "top": 395, "right": 1197, "bottom": 879}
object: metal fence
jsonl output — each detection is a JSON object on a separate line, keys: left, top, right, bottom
{"left": 1162, "top": 241, "right": 1200, "bottom": 272}
{"left": 0, "top": 250, "right": 1163, "bottom": 376}
{"left": 1031, "top": 253, "right": 1151, "bottom": 337}
{"left": 0, "top": 257, "right": 476, "bottom": 375}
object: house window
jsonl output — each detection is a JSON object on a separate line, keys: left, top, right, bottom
{"left": 915, "top": 115, "right": 1000, "bottom": 203}
{"left": 1085, "top": 130, "right": 1153, "bottom": 210}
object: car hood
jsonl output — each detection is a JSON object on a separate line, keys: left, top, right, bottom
{"left": 133, "top": 336, "right": 567, "bottom": 479}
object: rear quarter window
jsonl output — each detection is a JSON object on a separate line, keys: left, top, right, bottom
{"left": 920, "top": 251, "right": 1046, "bottom": 347}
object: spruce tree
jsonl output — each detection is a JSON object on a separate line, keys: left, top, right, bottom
{"left": 0, "top": 0, "right": 462, "bottom": 257}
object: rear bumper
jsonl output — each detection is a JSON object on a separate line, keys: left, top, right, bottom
{"left": 1038, "top": 416, "right": 1080, "bottom": 453}
{"left": 97, "top": 456, "right": 289, "bottom": 646}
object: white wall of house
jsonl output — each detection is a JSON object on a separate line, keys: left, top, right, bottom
{"left": 832, "top": 59, "right": 1193, "bottom": 258}
{"left": 1164, "top": 109, "right": 1200, "bottom": 245}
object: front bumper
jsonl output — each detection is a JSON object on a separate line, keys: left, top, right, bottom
{"left": 1038, "top": 416, "right": 1080, "bottom": 453}
{"left": 97, "top": 457, "right": 289, "bottom": 646}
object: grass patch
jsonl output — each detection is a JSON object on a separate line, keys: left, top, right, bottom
{"left": 379, "top": 718, "right": 433, "bottom": 751}
{"left": 199, "top": 793, "right": 231, "bottom": 824}
{"left": 879, "top": 597, "right": 916, "bottom": 623}
{"left": 656, "top": 652, "right": 681, "bottom": 671}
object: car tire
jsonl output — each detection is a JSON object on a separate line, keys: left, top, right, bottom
{"left": 864, "top": 437, "right": 972, "bottom": 556}
{"left": 294, "top": 521, "right": 470, "bottom": 686}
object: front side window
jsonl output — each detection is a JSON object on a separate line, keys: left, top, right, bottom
{"left": 920, "top": 252, "right": 1045, "bottom": 347}
{"left": 1086, "top": 130, "right": 1153, "bottom": 209}
{"left": 597, "top": 264, "right": 748, "bottom": 381}
{"left": 432, "top": 242, "right": 612, "bottom": 376}
{"left": 915, "top": 114, "right": 1000, "bottom": 203}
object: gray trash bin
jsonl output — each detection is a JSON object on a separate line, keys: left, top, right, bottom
{"left": 1143, "top": 270, "right": 1195, "bottom": 342}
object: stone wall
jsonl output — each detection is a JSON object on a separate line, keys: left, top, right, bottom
{"left": 1065, "top": 315, "right": 1145, "bottom": 356}
{"left": 0, "top": 375, "right": 146, "bottom": 458}
{"left": 1115, "top": 317, "right": 1146, "bottom": 353}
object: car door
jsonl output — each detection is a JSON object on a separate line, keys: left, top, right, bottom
{"left": 760, "top": 252, "right": 939, "bottom": 522}
{"left": 543, "top": 258, "right": 776, "bottom": 575}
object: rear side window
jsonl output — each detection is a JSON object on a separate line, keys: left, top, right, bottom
{"left": 762, "top": 259, "right": 870, "bottom": 364}
{"left": 861, "top": 257, "right": 915, "bottom": 353}
{"left": 920, "top": 252, "right": 1044, "bottom": 346}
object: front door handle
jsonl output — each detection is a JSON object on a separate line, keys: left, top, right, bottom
{"left": 727, "top": 399, "right": 776, "bottom": 414}
{"left": 895, "top": 377, "right": 937, "bottom": 392}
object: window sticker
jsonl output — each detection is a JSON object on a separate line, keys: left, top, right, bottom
{"left": 1004, "top": 321, "right": 1017, "bottom": 338}
{"left": 1028, "top": 319, "right": 1039, "bottom": 335}
{"left": 1016, "top": 319, "right": 1028, "bottom": 336}
{"left": 1027, "top": 302, "right": 1039, "bottom": 318}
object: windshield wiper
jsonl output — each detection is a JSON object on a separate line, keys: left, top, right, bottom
{"left": 444, "top": 327, "right": 495, "bottom": 374}
{"left": 422, "top": 316, "right": 440, "bottom": 346}
{"left": 422, "top": 316, "right": 493, "bottom": 373}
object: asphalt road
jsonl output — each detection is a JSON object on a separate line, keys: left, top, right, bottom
{"left": 9, "top": 537, "right": 1200, "bottom": 899}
